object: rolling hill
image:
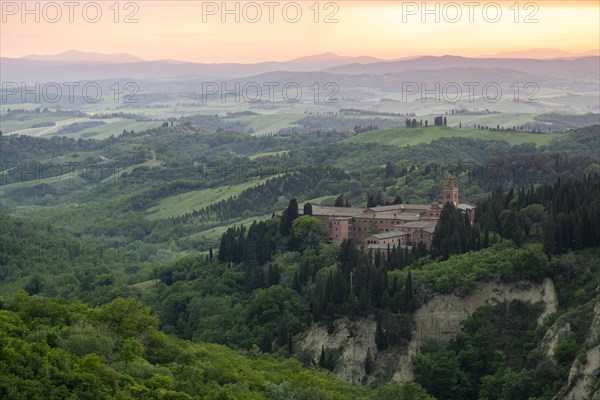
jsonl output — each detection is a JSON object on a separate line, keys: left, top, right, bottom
{"left": 344, "top": 126, "right": 562, "bottom": 147}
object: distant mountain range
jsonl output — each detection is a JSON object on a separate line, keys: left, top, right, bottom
{"left": 1, "top": 50, "right": 599, "bottom": 83}
{"left": 2, "top": 51, "right": 393, "bottom": 81}
{"left": 21, "top": 50, "right": 145, "bottom": 64}
{"left": 323, "top": 55, "right": 600, "bottom": 77}
{"left": 480, "top": 48, "right": 599, "bottom": 59}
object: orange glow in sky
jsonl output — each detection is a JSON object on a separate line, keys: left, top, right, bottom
{"left": 1, "top": 1, "right": 598, "bottom": 62}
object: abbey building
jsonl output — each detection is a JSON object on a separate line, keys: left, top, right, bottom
{"left": 299, "top": 178, "right": 475, "bottom": 253}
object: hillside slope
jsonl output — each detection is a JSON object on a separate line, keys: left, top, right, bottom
{"left": 299, "top": 278, "right": 558, "bottom": 384}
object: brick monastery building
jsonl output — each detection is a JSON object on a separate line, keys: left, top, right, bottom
{"left": 299, "top": 178, "right": 475, "bottom": 254}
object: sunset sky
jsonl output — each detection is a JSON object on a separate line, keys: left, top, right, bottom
{"left": 2, "top": 1, "right": 598, "bottom": 62}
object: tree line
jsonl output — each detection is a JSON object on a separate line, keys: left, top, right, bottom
{"left": 476, "top": 174, "right": 600, "bottom": 255}
{"left": 170, "top": 167, "right": 350, "bottom": 224}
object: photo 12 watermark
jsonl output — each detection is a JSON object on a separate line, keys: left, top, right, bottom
{"left": 401, "top": 81, "right": 539, "bottom": 103}
{"left": 400, "top": 1, "right": 539, "bottom": 23}
{"left": 200, "top": 1, "right": 339, "bottom": 23}
{"left": 201, "top": 81, "right": 339, "bottom": 103}
{"left": 0, "top": 161, "right": 144, "bottom": 185}
{"left": 194, "top": 161, "right": 340, "bottom": 184}
{"left": 1, "top": 1, "right": 140, "bottom": 23}
{"left": 4, "top": 240, "right": 127, "bottom": 264}
{"left": 1, "top": 81, "right": 140, "bottom": 104}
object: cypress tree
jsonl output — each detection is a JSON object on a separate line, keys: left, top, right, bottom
{"left": 280, "top": 198, "right": 299, "bottom": 236}
{"left": 403, "top": 271, "right": 416, "bottom": 313}
{"left": 375, "top": 318, "right": 387, "bottom": 351}
{"left": 543, "top": 216, "right": 558, "bottom": 256}
{"left": 364, "top": 348, "right": 374, "bottom": 375}
{"left": 303, "top": 202, "right": 313, "bottom": 215}
{"left": 483, "top": 227, "right": 490, "bottom": 248}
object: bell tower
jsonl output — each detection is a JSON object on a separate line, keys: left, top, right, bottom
{"left": 443, "top": 177, "right": 459, "bottom": 206}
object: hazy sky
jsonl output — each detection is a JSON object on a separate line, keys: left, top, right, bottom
{"left": 2, "top": 1, "right": 598, "bottom": 62}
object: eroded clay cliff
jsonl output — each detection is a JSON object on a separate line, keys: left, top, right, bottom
{"left": 298, "top": 278, "right": 558, "bottom": 384}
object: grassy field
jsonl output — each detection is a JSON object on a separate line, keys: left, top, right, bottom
{"left": 344, "top": 126, "right": 562, "bottom": 147}
{"left": 3, "top": 117, "right": 90, "bottom": 136}
{"left": 248, "top": 150, "right": 290, "bottom": 160}
{"left": 427, "top": 113, "right": 538, "bottom": 130}
{"left": 224, "top": 113, "right": 302, "bottom": 136}
{"left": 131, "top": 279, "right": 159, "bottom": 293}
{"left": 303, "top": 195, "right": 337, "bottom": 206}
{"left": 2, "top": 114, "right": 161, "bottom": 139}
{"left": 183, "top": 194, "right": 338, "bottom": 243}
{"left": 185, "top": 213, "right": 274, "bottom": 243}
{"left": 0, "top": 154, "right": 162, "bottom": 202}
{"left": 0, "top": 114, "right": 74, "bottom": 133}
{"left": 146, "top": 176, "right": 274, "bottom": 220}
{"left": 45, "top": 118, "right": 162, "bottom": 140}
{"left": 0, "top": 169, "right": 89, "bottom": 193}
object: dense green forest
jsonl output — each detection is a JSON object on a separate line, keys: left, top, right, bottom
{"left": 2, "top": 214, "right": 597, "bottom": 398}
{"left": 1, "top": 121, "right": 599, "bottom": 399}
{"left": 477, "top": 174, "right": 600, "bottom": 254}
{"left": 2, "top": 125, "right": 597, "bottom": 257}
{"left": 0, "top": 293, "right": 436, "bottom": 399}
